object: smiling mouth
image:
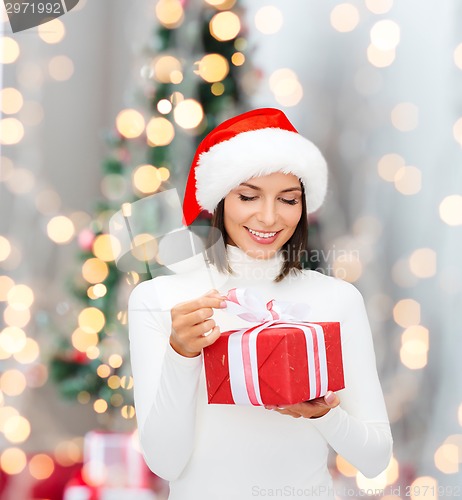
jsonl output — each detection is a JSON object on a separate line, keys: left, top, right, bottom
{"left": 244, "top": 227, "right": 281, "bottom": 238}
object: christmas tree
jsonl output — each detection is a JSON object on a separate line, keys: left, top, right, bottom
{"left": 49, "top": 0, "right": 257, "bottom": 425}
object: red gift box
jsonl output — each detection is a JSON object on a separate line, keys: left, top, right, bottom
{"left": 203, "top": 288, "right": 344, "bottom": 406}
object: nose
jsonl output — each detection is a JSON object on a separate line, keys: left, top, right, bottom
{"left": 255, "top": 199, "right": 278, "bottom": 227}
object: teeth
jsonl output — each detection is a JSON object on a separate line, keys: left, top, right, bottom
{"left": 247, "top": 228, "right": 277, "bottom": 238}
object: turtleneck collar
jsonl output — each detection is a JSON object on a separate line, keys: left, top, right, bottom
{"left": 224, "top": 244, "right": 285, "bottom": 282}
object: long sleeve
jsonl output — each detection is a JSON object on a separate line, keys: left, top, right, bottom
{"left": 128, "top": 280, "right": 203, "bottom": 481}
{"left": 309, "top": 281, "right": 393, "bottom": 478}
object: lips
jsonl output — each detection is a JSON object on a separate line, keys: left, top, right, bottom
{"left": 245, "top": 227, "right": 280, "bottom": 237}
{"left": 244, "top": 226, "right": 282, "bottom": 244}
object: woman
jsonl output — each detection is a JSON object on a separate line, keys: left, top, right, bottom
{"left": 128, "top": 108, "right": 393, "bottom": 499}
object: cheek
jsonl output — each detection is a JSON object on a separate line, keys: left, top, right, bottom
{"left": 284, "top": 206, "right": 303, "bottom": 228}
{"left": 224, "top": 198, "right": 252, "bottom": 225}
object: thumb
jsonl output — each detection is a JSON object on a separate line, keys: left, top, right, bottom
{"left": 323, "top": 391, "right": 340, "bottom": 408}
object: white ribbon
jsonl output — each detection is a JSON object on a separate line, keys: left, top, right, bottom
{"left": 224, "top": 287, "right": 328, "bottom": 406}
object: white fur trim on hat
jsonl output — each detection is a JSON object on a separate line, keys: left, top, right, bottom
{"left": 195, "top": 128, "right": 328, "bottom": 214}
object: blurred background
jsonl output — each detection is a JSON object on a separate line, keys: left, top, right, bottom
{"left": 0, "top": 0, "right": 461, "bottom": 498}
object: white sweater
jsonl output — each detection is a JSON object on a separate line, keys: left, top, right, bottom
{"left": 128, "top": 244, "right": 393, "bottom": 500}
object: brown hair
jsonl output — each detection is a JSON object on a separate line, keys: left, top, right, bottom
{"left": 205, "top": 182, "right": 309, "bottom": 283}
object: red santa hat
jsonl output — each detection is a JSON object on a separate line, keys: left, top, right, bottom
{"left": 182, "top": 107, "right": 328, "bottom": 226}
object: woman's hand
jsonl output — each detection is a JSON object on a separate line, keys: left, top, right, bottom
{"left": 169, "top": 289, "right": 228, "bottom": 358}
{"left": 264, "top": 391, "right": 340, "bottom": 419}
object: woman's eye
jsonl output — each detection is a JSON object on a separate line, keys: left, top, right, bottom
{"left": 281, "top": 198, "right": 299, "bottom": 205}
{"left": 238, "top": 194, "right": 256, "bottom": 201}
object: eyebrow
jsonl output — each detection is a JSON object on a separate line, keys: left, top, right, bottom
{"left": 238, "top": 182, "right": 303, "bottom": 193}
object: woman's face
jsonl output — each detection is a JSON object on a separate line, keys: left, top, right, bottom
{"left": 223, "top": 172, "right": 303, "bottom": 259}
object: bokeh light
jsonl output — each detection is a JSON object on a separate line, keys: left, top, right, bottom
{"left": 132, "top": 165, "right": 162, "bottom": 194}
{"left": 394, "top": 166, "right": 422, "bottom": 195}
{"left": 121, "top": 405, "right": 136, "bottom": 419}
{"left": 116, "top": 109, "right": 145, "bottom": 139}
{"left": 211, "top": 82, "right": 225, "bottom": 96}
{"left": 393, "top": 299, "right": 421, "bottom": 327}
{"left": 370, "top": 19, "right": 400, "bottom": 50}
{"left": 0, "top": 236, "right": 12, "bottom": 262}
{"left": 72, "top": 327, "right": 98, "bottom": 352}
{"left": 1, "top": 88, "right": 23, "bottom": 114}
{"left": 0, "top": 369, "right": 27, "bottom": 396}
{"left": 47, "top": 215, "right": 75, "bottom": 244}
{"left": 333, "top": 251, "right": 363, "bottom": 282}
{"left": 330, "top": 3, "right": 360, "bottom": 33}
{"left": 439, "top": 195, "right": 462, "bottom": 226}
{"left": 7, "top": 284, "right": 34, "bottom": 311}
{"left": 38, "top": 19, "right": 65, "bottom": 44}
{"left": 377, "top": 153, "right": 405, "bottom": 182}
{"left": 108, "top": 354, "right": 123, "bottom": 368}
{"left": 120, "top": 375, "right": 133, "bottom": 390}
{"left": 195, "top": 54, "right": 229, "bottom": 83}
{"left": 409, "top": 248, "right": 437, "bottom": 278}
{"left": 152, "top": 55, "right": 183, "bottom": 84}
{"left": 155, "top": 0, "right": 184, "bottom": 29}
{"left": 400, "top": 325, "right": 429, "bottom": 370}
{"left": 78, "top": 307, "right": 105, "bottom": 334}
{"left": 367, "top": 44, "right": 396, "bottom": 68}
{"left": 5, "top": 167, "right": 35, "bottom": 194}
{"left": 158, "top": 167, "right": 170, "bottom": 181}
{"left": 0, "top": 37, "right": 20, "bottom": 64}
{"left": 0, "top": 118, "right": 25, "bottom": 145}
{"left": 0, "top": 275, "right": 15, "bottom": 301}
{"left": 173, "top": 99, "right": 204, "bottom": 129}
{"left": 391, "top": 102, "right": 419, "bottom": 131}
{"left": 145, "top": 117, "right": 175, "bottom": 146}
{"left": 97, "top": 364, "right": 110, "bottom": 378}
{"left": 157, "top": 99, "right": 172, "bottom": 114}
{"left": 365, "top": 0, "right": 394, "bottom": 14}
{"left": 92, "top": 234, "right": 121, "bottom": 262}
{"left": 231, "top": 52, "right": 245, "bottom": 66}
{"left": 0, "top": 327, "right": 27, "bottom": 354}
{"left": 409, "top": 476, "right": 438, "bottom": 499}
{"left": 0, "top": 447, "right": 27, "bottom": 474}
{"left": 452, "top": 117, "right": 462, "bottom": 146}
{"left": 94, "top": 399, "right": 108, "bottom": 414}
{"left": 454, "top": 43, "right": 462, "bottom": 70}
{"left": 14, "top": 338, "right": 40, "bottom": 364}
{"left": 269, "top": 68, "right": 303, "bottom": 107}
{"left": 4, "top": 306, "right": 31, "bottom": 328}
{"left": 49, "top": 55, "right": 74, "bottom": 81}
{"left": 209, "top": 11, "right": 241, "bottom": 41}
{"left": 434, "top": 442, "right": 459, "bottom": 473}
{"left": 82, "top": 258, "right": 109, "bottom": 284}
{"left": 29, "top": 454, "right": 55, "bottom": 480}
{"left": 54, "top": 440, "right": 82, "bottom": 467}
{"left": 108, "top": 375, "right": 120, "bottom": 390}
{"left": 204, "top": 0, "right": 236, "bottom": 8}
{"left": 254, "top": 6, "right": 283, "bottom": 35}
{"left": 3, "top": 415, "right": 31, "bottom": 443}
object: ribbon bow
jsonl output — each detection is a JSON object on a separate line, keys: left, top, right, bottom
{"left": 224, "top": 287, "right": 312, "bottom": 323}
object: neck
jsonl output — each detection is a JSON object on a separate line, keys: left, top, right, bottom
{"left": 224, "top": 244, "right": 285, "bottom": 282}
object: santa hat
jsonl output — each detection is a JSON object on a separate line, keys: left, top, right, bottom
{"left": 182, "top": 107, "right": 328, "bottom": 226}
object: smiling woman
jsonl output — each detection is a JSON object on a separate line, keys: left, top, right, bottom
{"left": 225, "top": 174, "right": 303, "bottom": 255}
{"left": 128, "top": 108, "right": 393, "bottom": 500}
{"left": 208, "top": 172, "right": 308, "bottom": 280}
